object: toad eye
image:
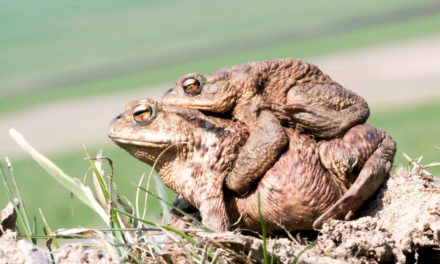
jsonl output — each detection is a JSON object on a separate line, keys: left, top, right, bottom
{"left": 132, "top": 103, "right": 156, "bottom": 125}
{"left": 182, "top": 77, "right": 202, "bottom": 95}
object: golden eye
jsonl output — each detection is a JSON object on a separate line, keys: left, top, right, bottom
{"left": 132, "top": 104, "right": 155, "bottom": 124}
{"left": 182, "top": 77, "right": 202, "bottom": 95}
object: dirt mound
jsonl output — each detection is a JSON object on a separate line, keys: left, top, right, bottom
{"left": 1, "top": 168, "right": 439, "bottom": 263}
{"left": 0, "top": 231, "right": 49, "bottom": 264}
{"left": 315, "top": 167, "right": 440, "bottom": 263}
{"left": 171, "top": 168, "right": 440, "bottom": 263}
{"left": 0, "top": 231, "right": 117, "bottom": 264}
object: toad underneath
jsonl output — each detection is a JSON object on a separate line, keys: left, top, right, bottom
{"left": 162, "top": 58, "right": 370, "bottom": 194}
{"left": 108, "top": 99, "right": 395, "bottom": 231}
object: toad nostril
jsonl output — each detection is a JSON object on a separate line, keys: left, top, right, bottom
{"left": 113, "top": 113, "right": 123, "bottom": 122}
{"left": 109, "top": 113, "right": 123, "bottom": 125}
{"left": 161, "top": 88, "right": 173, "bottom": 100}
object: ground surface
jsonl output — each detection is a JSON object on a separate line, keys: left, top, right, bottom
{"left": 1, "top": 35, "right": 440, "bottom": 158}
{"left": 2, "top": 168, "right": 439, "bottom": 263}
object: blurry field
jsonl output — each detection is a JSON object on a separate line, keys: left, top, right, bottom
{"left": 1, "top": 0, "right": 440, "bottom": 229}
{"left": 1, "top": 0, "right": 440, "bottom": 114}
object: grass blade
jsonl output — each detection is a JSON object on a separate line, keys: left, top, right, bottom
{"left": 9, "top": 128, "right": 109, "bottom": 226}
{"left": 5, "top": 157, "right": 32, "bottom": 236}
{"left": 39, "top": 208, "right": 59, "bottom": 249}
{"left": 84, "top": 152, "right": 131, "bottom": 254}
{"left": 258, "top": 193, "right": 269, "bottom": 264}
{"left": 42, "top": 227, "right": 55, "bottom": 263}
{"left": 134, "top": 183, "right": 206, "bottom": 229}
{"left": 114, "top": 208, "right": 201, "bottom": 246}
{"left": 141, "top": 172, "right": 153, "bottom": 221}
{"left": 85, "top": 151, "right": 110, "bottom": 203}
{"left": 0, "top": 162, "right": 16, "bottom": 209}
{"left": 292, "top": 242, "right": 316, "bottom": 264}
{"left": 0, "top": 163, "right": 31, "bottom": 241}
{"left": 152, "top": 174, "right": 171, "bottom": 224}
{"left": 32, "top": 216, "right": 37, "bottom": 245}
{"left": 135, "top": 173, "right": 145, "bottom": 220}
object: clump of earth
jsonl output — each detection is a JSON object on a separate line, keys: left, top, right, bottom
{"left": 1, "top": 167, "right": 439, "bottom": 263}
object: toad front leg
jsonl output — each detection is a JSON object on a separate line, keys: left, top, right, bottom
{"left": 225, "top": 110, "right": 288, "bottom": 194}
{"left": 170, "top": 195, "right": 230, "bottom": 232}
{"left": 313, "top": 125, "right": 397, "bottom": 228}
{"left": 197, "top": 171, "right": 232, "bottom": 231}
{"left": 199, "top": 195, "right": 231, "bottom": 231}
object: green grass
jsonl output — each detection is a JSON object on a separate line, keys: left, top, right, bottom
{"left": 1, "top": 101, "right": 438, "bottom": 229}
{"left": 1, "top": 0, "right": 439, "bottom": 115}
{"left": 0, "top": 145, "right": 173, "bottom": 231}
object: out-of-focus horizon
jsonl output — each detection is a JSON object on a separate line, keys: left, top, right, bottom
{"left": 1, "top": 0, "right": 440, "bottom": 156}
{"left": 1, "top": 0, "right": 439, "bottom": 229}
{"left": 2, "top": 0, "right": 440, "bottom": 107}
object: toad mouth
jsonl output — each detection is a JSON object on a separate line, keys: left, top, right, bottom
{"left": 109, "top": 137, "right": 169, "bottom": 148}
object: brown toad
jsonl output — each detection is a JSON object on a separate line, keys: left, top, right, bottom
{"left": 108, "top": 99, "right": 395, "bottom": 232}
{"left": 162, "top": 58, "right": 370, "bottom": 194}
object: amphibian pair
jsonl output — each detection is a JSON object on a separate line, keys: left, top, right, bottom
{"left": 108, "top": 99, "right": 396, "bottom": 231}
{"left": 109, "top": 59, "right": 396, "bottom": 231}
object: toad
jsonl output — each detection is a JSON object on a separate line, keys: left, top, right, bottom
{"left": 108, "top": 99, "right": 395, "bottom": 231}
{"left": 162, "top": 58, "right": 370, "bottom": 194}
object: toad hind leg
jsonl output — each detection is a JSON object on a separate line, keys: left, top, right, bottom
{"left": 225, "top": 110, "right": 288, "bottom": 194}
{"left": 313, "top": 126, "right": 396, "bottom": 228}
{"left": 256, "top": 102, "right": 369, "bottom": 139}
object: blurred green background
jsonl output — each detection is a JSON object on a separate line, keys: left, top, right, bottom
{"left": 1, "top": 0, "right": 439, "bottom": 230}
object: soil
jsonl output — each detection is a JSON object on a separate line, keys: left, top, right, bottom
{"left": 0, "top": 230, "right": 117, "bottom": 264}
{"left": 1, "top": 167, "right": 439, "bottom": 263}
